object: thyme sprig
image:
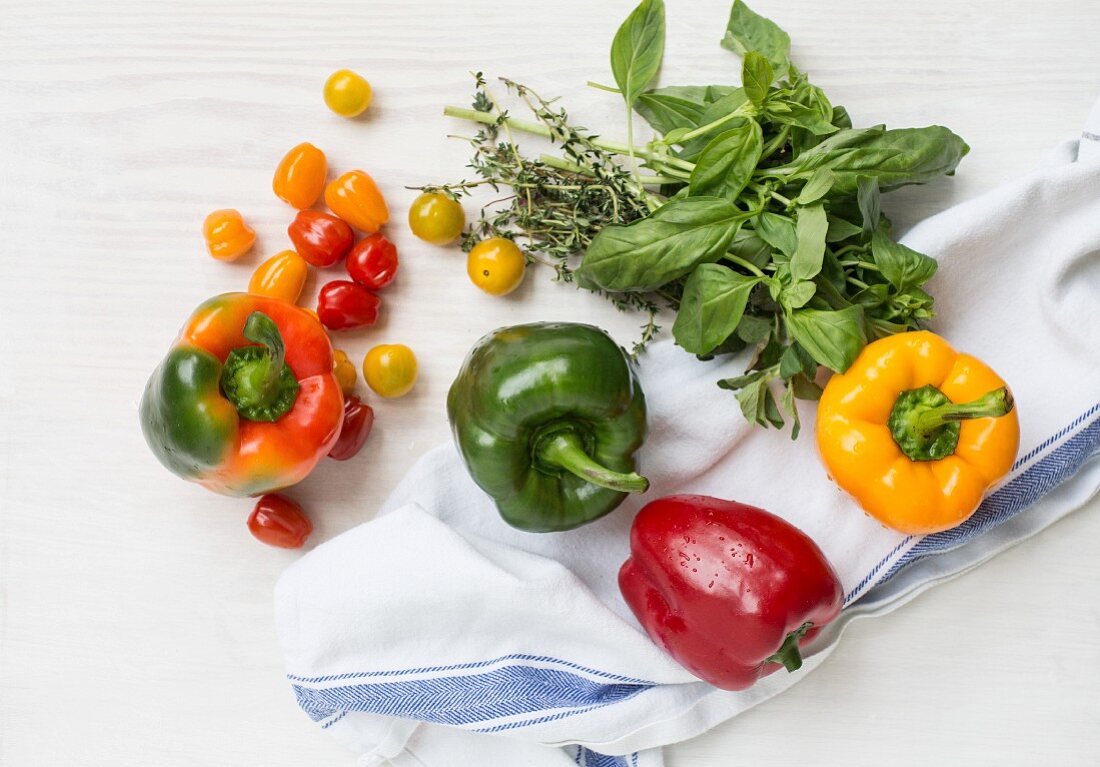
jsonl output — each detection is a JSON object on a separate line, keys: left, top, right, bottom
{"left": 415, "top": 74, "right": 670, "bottom": 356}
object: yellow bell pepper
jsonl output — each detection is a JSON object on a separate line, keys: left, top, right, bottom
{"left": 816, "top": 331, "right": 1019, "bottom": 535}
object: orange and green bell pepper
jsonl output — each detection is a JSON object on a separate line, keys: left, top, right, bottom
{"left": 140, "top": 293, "right": 344, "bottom": 497}
{"left": 816, "top": 330, "right": 1019, "bottom": 535}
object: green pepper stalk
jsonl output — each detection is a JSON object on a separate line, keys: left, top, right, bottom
{"left": 219, "top": 311, "right": 300, "bottom": 422}
{"left": 887, "top": 385, "right": 1014, "bottom": 462}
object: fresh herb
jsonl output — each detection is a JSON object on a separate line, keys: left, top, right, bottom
{"left": 421, "top": 0, "right": 968, "bottom": 433}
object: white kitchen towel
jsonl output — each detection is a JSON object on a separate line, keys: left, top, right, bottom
{"left": 274, "top": 107, "right": 1100, "bottom": 766}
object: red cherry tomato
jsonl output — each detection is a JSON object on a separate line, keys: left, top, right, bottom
{"left": 346, "top": 233, "right": 399, "bottom": 291}
{"left": 317, "top": 280, "right": 380, "bottom": 330}
{"left": 288, "top": 210, "right": 354, "bottom": 267}
{"left": 328, "top": 395, "right": 375, "bottom": 461}
{"left": 247, "top": 494, "right": 313, "bottom": 549}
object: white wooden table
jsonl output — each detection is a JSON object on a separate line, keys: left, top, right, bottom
{"left": 2, "top": 1, "right": 1098, "bottom": 764}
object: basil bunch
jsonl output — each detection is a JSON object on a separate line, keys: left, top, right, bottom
{"left": 576, "top": 0, "right": 967, "bottom": 435}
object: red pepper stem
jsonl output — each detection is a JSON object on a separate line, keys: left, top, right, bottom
{"left": 220, "top": 312, "right": 300, "bottom": 423}
{"left": 914, "top": 386, "right": 1013, "bottom": 432}
{"left": 537, "top": 431, "right": 649, "bottom": 494}
{"left": 765, "top": 622, "right": 813, "bottom": 673}
{"left": 240, "top": 312, "right": 287, "bottom": 401}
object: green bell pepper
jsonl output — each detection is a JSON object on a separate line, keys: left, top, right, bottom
{"left": 447, "top": 322, "right": 649, "bottom": 532}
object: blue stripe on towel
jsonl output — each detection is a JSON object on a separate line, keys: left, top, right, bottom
{"left": 577, "top": 747, "right": 634, "bottom": 767}
{"left": 292, "top": 662, "right": 653, "bottom": 726}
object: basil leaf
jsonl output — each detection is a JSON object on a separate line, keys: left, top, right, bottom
{"left": 825, "top": 216, "right": 862, "bottom": 243}
{"left": 578, "top": 197, "right": 752, "bottom": 292}
{"left": 785, "top": 305, "right": 867, "bottom": 372}
{"left": 742, "top": 52, "right": 773, "bottom": 106}
{"left": 790, "top": 203, "right": 828, "bottom": 281}
{"left": 771, "top": 126, "right": 969, "bottom": 194}
{"left": 728, "top": 229, "right": 772, "bottom": 268}
{"left": 781, "top": 279, "right": 816, "bottom": 310}
{"left": 831, "top": 105, "right": 853, "bottom": 129}
{"left": 755, "top": 211, "right": 797, "bottom": 257}
{"left": 635, "top": 88, "right": 708, "bottom": 134}
{"left": 673, "top": 264, "right": 760, "bottom": 354}
{"left": 717, "top": 369, "right": 768, "bottom": 391}
{"left": 610, "top": 0, "right": 666, "bottom": 108}
{"left": 736, "top": 314, "right": 772, "bottom": 344}
{"left": 871, "top": 227, "right": 938, "bottom": 291}
{"left": 797, "top": 169, "right": 834, "bottom": 205}
{"left": 721, "top": 0, "right": 790, "bottom": 77}
{"left": 688, "top": 118, "right": 763, "bottom": 199}
{"left": 679, "top": 89, "right": 750, "bottom": 159}
{"left": 765, "top": 82, "right": 836, "bottom": 136}
{"left": 857, "top": 177, "right": 881, "bottom": 236}
{"left": 780, "top": 383, "right": 801, "bottom": 440}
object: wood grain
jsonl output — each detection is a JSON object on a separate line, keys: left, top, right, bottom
{"left": 1, "top": 0, "right": 1097, "bottom": 764}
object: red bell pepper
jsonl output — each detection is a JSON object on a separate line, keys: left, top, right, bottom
{"left": 619, "top": 495, "right": 843, "bottom": 691}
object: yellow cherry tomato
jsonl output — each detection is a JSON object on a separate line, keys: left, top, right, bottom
{"left": 323, "top": 69, "right": 372, "bottom": 118}
{"left": 408, "top": 192, "right": 465, "bottom": 245}
{"left": 467, "top": 238, "right": 526, "bottom": 296}
{"left": 248, "top": 250, "right": 308, "bottom": 303}
{"left": 363, "top": 344, "right": 417, "bottom": 398}
{"left": 203, "top": 209, "right": 255, "bottom": 261}
{"left": 332, "top": 349, "right": 357, "bottom": 396}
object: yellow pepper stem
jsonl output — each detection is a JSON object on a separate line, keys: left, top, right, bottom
{"left": 889, "top": 385, "right": 1014, "bottom": 462}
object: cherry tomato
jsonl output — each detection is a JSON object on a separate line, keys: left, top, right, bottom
{"left": 346, "top": 233, "right": 399, "bottom": 291}
{"left": 317, "top": 280, "right": 380, "bottom": 330}
{"left": 323, "top": 69, "right": 372, "bottom": 118}
{"left": 288, "top": 210, "right": 354, "bottom": 267}
{"left": 203, "top": 209, "right": 255, "bottom": 261}
{"left": 248, "top": 494, "right": 312, "bottom": 549}
{"left": 272, "top": 142, "right": 328, "bottom": 209}
{"left": 325, "top": 170, "right": 389, "bottom": 233}
{"left": 363, "top": 344, "right": 417, "bottom": 398}
{"left": 408, "top": 192, "right": 465, "bottom": 245}
{"left": 328, "top": 395, "right": 375, "bottom": 461}
{"left": 467, "top": 237, "right": 526, "bottom": 296}
{"left": 332, "top": 349, "right": 357, "bottom": 395}
{"left": 248, "top": 250, "right": 308, "bottom": 303}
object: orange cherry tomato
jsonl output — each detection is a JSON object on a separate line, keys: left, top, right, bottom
{"left": 203, "top": 209, "right": 256, "bottom": 261}
{"left": 248, "top": 494, "right": 312, "bottom": 549}
{"left": 248, "top": 250, "right": 308, "bottom": 303}
{"left": 324, "top": 170, "right": 388, "bottom": 233}
{"left": 332, "top": 349, "right": 357, "bottom": 395}
{"left": 272, "top": 142, "right": 328, "bottom": 209}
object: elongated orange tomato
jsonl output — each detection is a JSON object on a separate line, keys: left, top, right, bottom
{"left": 272, "top": 142, "right": 327, "bottom": 209}
{"left": 203, "top": 209, "right": 256, "bottom": 261}
{"left": 249, "top": 250, "right": 308, "bottom": 303}
{"left": 324, "top": 170, "right": 388, "bottom": 233}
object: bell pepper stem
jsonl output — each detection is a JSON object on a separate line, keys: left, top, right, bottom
{"left": 765, "top": 622, "right": 813, "bottom": 673}
{"left": 220, "top": 312, "right": 300, "bottom": 422}
{"left": 915, "top": 387, "right": 1014, "bottom": 432}
{"left": 241, "top": 312, "right": 287, "bottom": 400}
{"left": 537, "top": 431, "right": 649, "bottom": 494}
{"left": 889, "top": 385, "right": 1014, "bottom": 462}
